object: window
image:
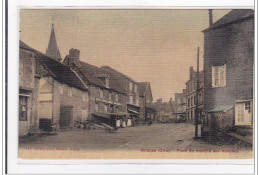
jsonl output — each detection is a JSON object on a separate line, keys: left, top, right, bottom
{"left": 235, "top": 100, "right": 253, "bottom": 126}
{"left": 212, "top": 64, "right": 226, "bottom": 87}
{"left": 59, "top": 84, "right": 63, "bottom": 94}
{"left": 105, "top": 77, "right": 109, "bottom": 88}
{"left": 199, "top": 93, "right": 202, "bottom": 103}
{"left": 188, "top": 98, "right": 190, "bottom": 107}
{"left": 129, "top": 82, "right": 132, "bottom": 91}
{"left": 81, "top": 110, "right": 87, "bottom": 121}
{"left": 109, "top": 105, "right": 113, "bottom": 112}
{"left": 136, "top": 97, "right": 139, "bottom": 106}
{"left": 82, "top": 93, "right": 86, "bottom": 101}
{"left": 115, "top": 93, "right": 119, "bottom": 102}
{"left": 134, "top": 84, "right": 137, "bottom": 93}
{"left": 95, "top": 103, "right": 99, "bottom": 111}
{"left": 99, "top": 89, "right": 104, "bottom": 99}
{"left": 104, "top": 105, "right": 108, "bottom": 112}
{"left": 129, "top": 95, "right": 133, "bottom": 104}
{"left": 109, "top": 93, "right": 112, "bottom": 100}
{"left": 19, "top": 96, "right": 27, "bottom": 121}
{"left": 68, "top": 87, "right": 73, "bottom": 97}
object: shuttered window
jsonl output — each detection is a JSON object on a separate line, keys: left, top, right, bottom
{"left": 212, "top": 64, "right": 226, "bottom": 87}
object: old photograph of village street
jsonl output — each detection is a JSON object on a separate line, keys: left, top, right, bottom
{"left": 18, "top": 9, "right": 254, "bottom": 159}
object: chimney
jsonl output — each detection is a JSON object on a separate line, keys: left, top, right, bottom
{"left": 208, "top": 9, "right": 213, "bottom": 27}
{"left": 69, "top": 48, "right": 80, "bottom": 61}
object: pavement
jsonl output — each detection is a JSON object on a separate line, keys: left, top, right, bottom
{"left": 19, "top": 123, "right": 251, "bottom": 152}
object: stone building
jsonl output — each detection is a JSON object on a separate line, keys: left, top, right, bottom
{"left": 202, "top": 10, "right": 254, "bottom": 140}
{"left": 101, "top": 66, "right": 141, "bottom": 123}
{"left": 19, "top": 41, "right": 40, "bottom": 136}
{"left": 185, "top": 67, "right": 204, "bottom": 122}
{"left": 174, "top": 89, "right": 188, "bottom": 120}
{"left": 63, "top": 50, "right": 128, "bottom": 126}
{"left": 19, "top": 41, "right": 89, "bottom": 134}
{"left": 137, "top": 82, "right": 156, "bottom": 123}
{"left": 152, "top": 98, "right": 175, "bottom": 123}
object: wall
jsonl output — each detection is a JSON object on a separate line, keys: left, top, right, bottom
{"left": 88, "top": 85, "right": 127, "bottom": 116}
{"left": 19, "top": 49, "right": 39, "bottom": 136}
{"left": 203, "top": 18, "right": 254, "bottom": 112}
{"left": 39, "top": 77, "right": 53, "bottom": 121}
{"left": 53, "top": 81, "right": 89, "bottom": 128}
{"left": 39, "top": 77, "right": 89, "bottom": 129}
{"left": 19, "top": 49, "right": 34, "bottom": 90}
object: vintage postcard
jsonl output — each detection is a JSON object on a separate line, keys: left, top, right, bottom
{"left": 17, "top": 8, "right": 254, "bottom": 161}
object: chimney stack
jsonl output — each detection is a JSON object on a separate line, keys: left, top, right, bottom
{"left": 69, "top": 48, "right": 80, "bottom": 61}
{"left": 208, "top": 9, "right": 213, "bottom": 27}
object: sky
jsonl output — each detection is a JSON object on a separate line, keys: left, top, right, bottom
{"left": 20, "top": 9, "right": 230, "bottom": 102}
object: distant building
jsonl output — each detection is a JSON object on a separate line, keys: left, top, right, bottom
{"left": 185, "top": 67, "right": 204, "bottom": 121}
{"left": 101, "top": 66, "right": 141, "bottom": 123}
{"left": 152, "top": 98, "right": 175, "bottom": 123}
{"left": 138, "top": 82, "right": 156, "bottom": 123}
{"left": 174, "top": 89, "right": 188, "bottom": 119}
{"left": 202, "top": 10, "right": 254, "bottom": 139}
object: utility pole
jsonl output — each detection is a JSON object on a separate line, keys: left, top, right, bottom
{"left": 195, "top": 47, "right": 200, "bottom": 139}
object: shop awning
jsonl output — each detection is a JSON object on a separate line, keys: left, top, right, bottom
{"left": 92, "top": 112, "right": 111, "bottom": 119}
{"left": 93, "top": 111, "right": 129, "bottom": 119}
{"left": 128, "top": 109, "right": 140, "bottom": 115}
{"left": 115, "top": 112, "right": 130, "bottom": 116}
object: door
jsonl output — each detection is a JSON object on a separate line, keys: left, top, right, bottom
{"left": 60, "top": 106, "right": 73, "bottom": 129}
{"left": 235, "top": 101, "right": 252, "bottom": 126}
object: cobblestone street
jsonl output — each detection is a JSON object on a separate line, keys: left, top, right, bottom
{"left": 19, "top": 123, "right": 250, "bottom": 152}
{"left": 20, "top": 123, "right": 194, "bottom": 151}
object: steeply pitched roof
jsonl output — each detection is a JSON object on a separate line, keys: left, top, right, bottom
{"left": 137, "top": 82, "right": 149, "bottom": 97}
{"left": 20, "top": 40, "right": 88, "bottom": 91}
{"left": 203, "top": 9, "right": 254, "bottom": 32}
{"left": 101, "top": 66, "right": 136, "bottom": 83}
{"left": 69, "top": 60, "right": 125, "bottom": 93}
{"left": 46, "top": 24, "right": 62, "bottom": 61}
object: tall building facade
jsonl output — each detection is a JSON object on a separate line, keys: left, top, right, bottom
{"left": 202, "top": 10, "right": 254, "bottom": 139}
{"left": 185, "top": 67, "right": 204, "bottom": 121}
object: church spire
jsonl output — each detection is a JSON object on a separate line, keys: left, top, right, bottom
{"left": 46, "top": 23, "right": 62, "bottom": 61}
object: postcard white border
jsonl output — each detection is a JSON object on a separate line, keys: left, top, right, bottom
{"left": 5, "top": 0, "right": 257, "bottom": 174}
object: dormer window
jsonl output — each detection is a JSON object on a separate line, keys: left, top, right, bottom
{"left": 129, "top": 81, "right": 133, "bottom": 91}
{"left": 134, "top": 84, "right": 137, "bottom": 93}
{"left": 96, "top": 74, "right": 109, "bottom": 88}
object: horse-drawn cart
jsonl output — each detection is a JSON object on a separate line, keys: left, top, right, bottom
{"left": 100, "top": 122, "right": 118, "bottom": 133}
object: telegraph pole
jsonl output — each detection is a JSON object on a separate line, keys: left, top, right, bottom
{"left": 195, "top": 47, "right": 200, "bottom": 139}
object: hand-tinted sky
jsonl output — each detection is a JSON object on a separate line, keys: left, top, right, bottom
{"left": 20, "top": 9, "right": 230, "bottom": 102}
